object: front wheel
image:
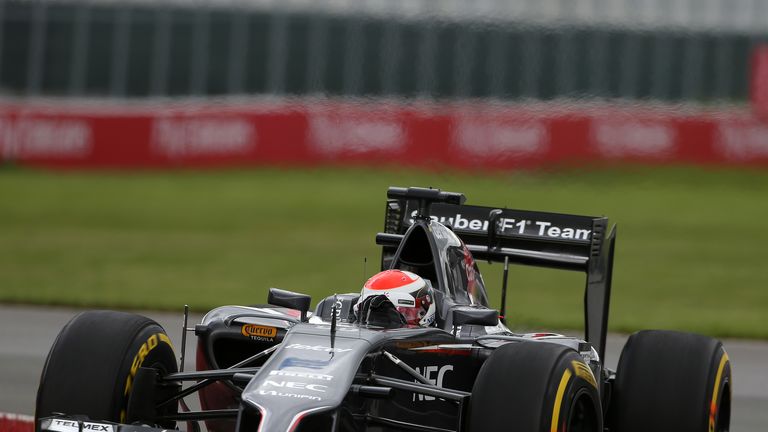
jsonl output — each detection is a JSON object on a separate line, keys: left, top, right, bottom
{"left": 36, "top": 310, "right": 178, "bottom": 428}
{"left": 469, "top": 341, "right": 602, "bottom": 432}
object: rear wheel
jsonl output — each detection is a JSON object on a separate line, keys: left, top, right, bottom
{"left": 469, "top": 342, "right": 602, "bottom": 432}
{"left": 609, "top": 330, "right": 731, "bottom": 432}
{"left": 36, "top": 310, "right": 178, "bottom": 428}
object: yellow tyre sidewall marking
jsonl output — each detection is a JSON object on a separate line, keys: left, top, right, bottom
{"left": 551, "top": 369, "right": 573, "bottom": 432}
{"left": 120, "top": 333, "right": 174, "bottom": 422}
{"left": 571, "top": 360, "right": 597, "bottom": 389}
{"left": 708, "top": 351, "right": 730, "bottom": 432}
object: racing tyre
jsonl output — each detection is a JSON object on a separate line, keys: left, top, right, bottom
{"left": 36, "top": 310, "right": 178, "bottom": 428}
{"left": 469, "top": 342, "right": 602, "bottom": 432}
{"left": 608, "top": 330, "right": 731, "bottom": 432}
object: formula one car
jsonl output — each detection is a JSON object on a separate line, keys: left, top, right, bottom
{"left": 36, "top": 187, "right": 732, "bottom": 432}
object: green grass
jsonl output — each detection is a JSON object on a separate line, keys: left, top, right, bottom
{"left": 1, "top": 166, "right": 766, "bottom": 339}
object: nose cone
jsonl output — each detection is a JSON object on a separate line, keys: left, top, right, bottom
{"left": 241, "top": 329, "right": 370, "bottom": 432}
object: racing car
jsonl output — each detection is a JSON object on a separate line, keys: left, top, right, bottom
{"left": 35, "top": 186, "right": 732, "bottom": 432}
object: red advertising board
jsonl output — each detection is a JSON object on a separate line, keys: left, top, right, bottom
{"left": 0, "top": 413, "right": 33, "bottom": 432}
{"left": 751, "top": 45, "right": 768, "bottom": 120}
{"left": 1, "top": 99, "right": 766, "bottom": 170}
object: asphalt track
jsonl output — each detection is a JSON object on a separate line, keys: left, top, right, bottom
{"left": 1, "top": 305, "right": 766, "bottom": 430}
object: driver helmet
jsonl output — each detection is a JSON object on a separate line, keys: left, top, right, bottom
{"left": 357, "top": 269, "right": 436, "bottom": 327}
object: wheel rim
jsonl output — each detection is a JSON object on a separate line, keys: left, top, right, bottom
{"left": 715, "top": 381, "right": 731, "bottom": 432}
{"left": 566, "top": 390, "right": 599, "bottom": 432}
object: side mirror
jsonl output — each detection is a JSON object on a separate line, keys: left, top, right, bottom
{"left": 268, "top": 288, "right": 312, "bottom": 322}
{"left": 451, "top": 307, "right": 499, "bottom": 328}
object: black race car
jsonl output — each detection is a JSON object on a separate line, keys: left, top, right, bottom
{"left": 36, "top": 186, "right": 732, "bottom": 432}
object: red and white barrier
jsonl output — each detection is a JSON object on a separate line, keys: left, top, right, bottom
{"left": 0, "top": 413, "right": 34, "bottom": 432}
{"left": 1, "top": 99, "right": 766, "bottom": 170}
{"left": 752, "top": 44, "right": 768, "bottom": 120}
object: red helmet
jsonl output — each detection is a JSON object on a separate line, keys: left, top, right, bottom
{"left": 358, "top": 270, "right": 436, "bottom": 327}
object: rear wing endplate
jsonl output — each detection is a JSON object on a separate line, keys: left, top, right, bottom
{"left": 377, "top": 187, "right": 616, "bottom": 362}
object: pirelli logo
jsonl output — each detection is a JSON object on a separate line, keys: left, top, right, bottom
{"left": 241, "top": 324, "right": 278, "bottom": 339}
{"left": 571, "top": 360, "right": 598, "bottom": 389}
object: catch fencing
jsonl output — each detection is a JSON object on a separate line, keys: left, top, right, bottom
{"left": 1, "top": 0, "right": 767, "bottom": 102}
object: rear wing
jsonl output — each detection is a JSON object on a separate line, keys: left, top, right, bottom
{"left": 377, "top": 187, "right": 616, "bottom": 362}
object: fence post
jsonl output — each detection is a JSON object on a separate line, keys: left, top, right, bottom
{"left": 417, "top": 22, "right": 437, "bottom": 97}
{"left": 415, "top": 0, "right": 437, "bottom": 98}
{"left": 190, "top": 6, "right": 210, "bottom": 95}
{"left": 588, "top": 0, "right": 610, "bottom": 98}
{"left": 380, "top": 12, "right": 401, "bottom": 96}
{"left": 150, "top": 7, "right": 171, "bottom": 96}
{"left": 110, "top": 7, "right": 132, "bottom": 97}
{"left": 69, "top": 3, "right": 90, "bottom": 95}
{"left": 555, "top": 0, "right": 576, "bottom": 97}
{"left": 619, "top": 32, "right": 640, "bottom": 99}
{"left": 343, "top": 1, "right": 365, "bottom": 96}
{"left": 0, "top": 1, "right": 5, "bottom": 86}
{"left": 487, "top": 23, "right": 509, "bottom": 98}
{"left": 454, "top": 26, "right": 476, "bottom": 98}
{"left": 228, "top": 8, "right": 249, "bottom": 94}
{"left": 27, "top": 1, "right": 48, "bottom": 96}
{"left": 648, "top": 0, "right": 670, "bottom": 101}
{"left": 267, "top": 6, "right": 289, "bottom": 95}
{"left": 681, "top": 0, "right": 705, "bottom": 100}
{"left": 306, "top": 10, "right": 328, "bottom": 94}
{"left": 521, "top": 29, "right": 541, "bottom": 99}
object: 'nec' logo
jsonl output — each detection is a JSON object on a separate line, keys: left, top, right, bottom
{"left": 413, "top": 365, "right": 453, "bottom": 401}
{"left": 262, "top": 380, "right": 328, "bottom": 393}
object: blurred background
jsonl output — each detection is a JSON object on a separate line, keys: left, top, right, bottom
{"left": 1, "top": 0, "right": 767, "bottom": 101}
{"left": 1, "top": 0, "right": 767, "bottom": 336}
{"left": 1, "top": 0, "right": 768, "bottom": 428}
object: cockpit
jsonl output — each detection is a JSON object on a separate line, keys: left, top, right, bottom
{"left": 389, "top": 220, "right": 490, "bottom": 320}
